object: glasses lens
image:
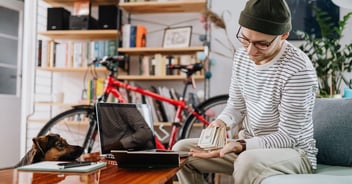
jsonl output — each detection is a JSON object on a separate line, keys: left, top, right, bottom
{"left": 253, "top": 42, "right": 269, "bottom": 50}
{"left": 237, "top": 37, "right": 249, "bottom": 47}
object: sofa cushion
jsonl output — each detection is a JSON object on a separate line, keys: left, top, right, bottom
{"left": 313, "top": 98, "right": 352, "bottom": 166}
{"left": 261, "top": 174, "right": 352, "bottom": 184}
{"left": 261, "top": 164, "right": 352, "bottom": 184}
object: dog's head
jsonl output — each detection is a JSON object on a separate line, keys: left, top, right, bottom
{"left": 15, "top": 133, "right": 84, "bottom": 167}
{"left": 32, "top": 133, "right": 84, "bottom": 163}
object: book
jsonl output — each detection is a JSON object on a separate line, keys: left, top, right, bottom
{"left": 136, "top": 25, "right": 147, "bottom": 47}
{"left": 198, "top": 126, "right": 227, "bottom": 150}
{"left": 48, "top": 40, "right": 57, "bottom": 67}
{"left": 159, "top": 86, "right": 175, "bottom": 122}
{"left": 17, "top": 161, "right": 106, "bottom": 173}
{"left": 37, "top": 40, "right": 42, "bottom": 67}
{"left": 122, "top": 24, "right": 131, "bottom": 48}
{"left": 130, "top": 25, "right": 137, "bottom": 48}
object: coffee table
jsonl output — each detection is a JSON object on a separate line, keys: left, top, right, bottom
{"left": 0, "top": 152, "right": 187, "bottom": 184}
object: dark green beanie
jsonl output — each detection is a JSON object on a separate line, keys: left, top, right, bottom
{"left": 239, "top": 0, "right": 292, "bottom": 35}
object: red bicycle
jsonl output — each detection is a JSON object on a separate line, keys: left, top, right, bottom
{"left": 37, "top": 56, "right": 228, "bottom": 153}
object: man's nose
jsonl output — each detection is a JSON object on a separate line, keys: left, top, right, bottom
{"left": 246, "top": 43, "right": 257, "bottom": 55}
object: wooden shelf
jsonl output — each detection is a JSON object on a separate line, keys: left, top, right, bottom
{"left": 43, "top": 0, "right": 117, "bottom": 6}
{"left": 119, "top": 0, "right": 206, "bottom": 14}
{"left": 43, "top": 0, "right": 206, "bottom": 13}
{"left": 27, "top": 119, "right": 90, "bottom": 126}
{"left": 37, "top": 67, "right": 108, "bottom": 73}
{"left": 118, "top": 46, "right": 205, "bottom": 55}
{"left": 118, "top": 75, "right": 204, "bottom": 81}
{"left": 38, "top": 30, "right": 119, "bottom": 40}
{"left": 34, "top": 101, "right": 89, "bottom": 107}
{"left": 36, "top": 67, "right": 204, "bottom": 80}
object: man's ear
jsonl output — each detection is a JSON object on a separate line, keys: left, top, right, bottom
{"left": 281, "top": 32, "right": 289, "bottom": 40}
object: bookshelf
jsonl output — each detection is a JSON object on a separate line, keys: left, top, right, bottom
{"left": 30, "top": 0, "right": 207, "bottom": 123}
{"left": 26, "top": 0, "right": 210, "bottom": 152}
{"left": 116, "top": 0, "right": 208, "bottom": 127}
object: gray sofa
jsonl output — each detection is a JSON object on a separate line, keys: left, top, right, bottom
{"left": 262, "top": 98, "right": 352, "bottom": 184}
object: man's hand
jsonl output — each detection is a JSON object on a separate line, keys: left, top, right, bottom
{"left": 219, "top": 141, "right": 243, "bottom": 157}
{"left": 209, "top": 119, "right": 226, "bottom": 128}
{"left": 190, "top": 141, "right": 244, "bottom": 158}
{"left": 189, "top": 148, "right": 221, "bottom": 158}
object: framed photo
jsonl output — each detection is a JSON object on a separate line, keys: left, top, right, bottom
{"left": 162, "top": 26, "right": 192, "bottom": 48}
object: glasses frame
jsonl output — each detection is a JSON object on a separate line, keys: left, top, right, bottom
{"left": 236, "top": 27, "right": 277, "bottom": 50}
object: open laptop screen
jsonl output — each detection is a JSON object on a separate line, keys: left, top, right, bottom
{"left": 96, "top": 103, "right": 155, "bottom": 155}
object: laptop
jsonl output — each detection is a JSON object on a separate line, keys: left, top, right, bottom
{"left": 111, "top": 149, "right": 180, "bottom": 169}
{"left": 96, "top": 103, "right": 156, "bottom": 159}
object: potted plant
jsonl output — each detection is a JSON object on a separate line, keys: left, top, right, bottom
{"left": 297, "top": 9, "right": 352, "bottom": 97}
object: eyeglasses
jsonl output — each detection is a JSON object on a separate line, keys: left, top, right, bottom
{"left": 236, "top": 27, "right": 277, "bottom": 50}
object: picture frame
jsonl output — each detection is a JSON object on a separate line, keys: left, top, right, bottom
{"left": 162, "top": 26, "right": 192, "bottom": 48}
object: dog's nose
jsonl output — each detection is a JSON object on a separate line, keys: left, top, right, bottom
{"left": 76, "top": 146, "right": 84, "bottom": 155}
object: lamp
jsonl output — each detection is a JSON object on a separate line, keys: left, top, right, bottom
{"left": 332, "top": 0, "right": 352, "bottom": 9}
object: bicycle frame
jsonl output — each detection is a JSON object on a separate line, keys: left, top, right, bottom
{"left": 100, "top": 75, "right": 210, "bottom": 150}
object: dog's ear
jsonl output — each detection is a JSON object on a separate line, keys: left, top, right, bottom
{"left": 33, "top": 133, "right": 61, "bottom": 154}
{"left": 32, "top": 136, "right": 47, "bottom": 156}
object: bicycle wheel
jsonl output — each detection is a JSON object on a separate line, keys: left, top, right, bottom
{"left": 37, "top": 105, "right": 100, "bottom": 154}
{"left": 180, "top": 94, "right": 229, "bottom": 139}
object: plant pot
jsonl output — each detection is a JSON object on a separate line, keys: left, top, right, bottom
{"left": 343, "top": 88, "right": 352, "bottom": 98}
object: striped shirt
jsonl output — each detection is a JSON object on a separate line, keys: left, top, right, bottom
{"left": 218, "top": 41, "right": 318, "bottom": 169}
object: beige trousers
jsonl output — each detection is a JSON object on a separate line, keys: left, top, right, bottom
{"left": 173, "top": 138, "right": 313, "bottom": 184}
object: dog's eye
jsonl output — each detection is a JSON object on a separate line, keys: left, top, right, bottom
{"left": 56, "top": 143, "right": 65, "bottom": 150}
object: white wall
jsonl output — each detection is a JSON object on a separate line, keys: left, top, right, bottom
{"left": 207, "top": 0, "right": 246, "bottom": 96}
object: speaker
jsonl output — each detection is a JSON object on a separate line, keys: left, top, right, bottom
{"left": 98, "top": 5, "right": 122, "bottom": 29}
{"left": 69, "top": 15, "right": 98, "bottom": 30}
{"left": 47, "top": 8, "right": 71, "bottom": 30}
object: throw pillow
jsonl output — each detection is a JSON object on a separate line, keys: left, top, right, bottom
{"left": 313, "top": 98, "right": 352, "bottom": 166}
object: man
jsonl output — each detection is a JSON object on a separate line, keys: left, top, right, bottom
{"left": 172, "top": 0, "right": 318, "bottom": 183}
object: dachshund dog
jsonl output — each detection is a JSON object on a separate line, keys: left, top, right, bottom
{"left": 15, "top": 133, "right": 83, "bottom": 168}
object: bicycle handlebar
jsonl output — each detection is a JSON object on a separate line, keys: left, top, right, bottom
{"left": 168, "top": 63, "right": 203, "bottom": 78}
{"left": 168, "top": 63, "right": 203, "bottom": 72}
{"left": 89, "top": 56, "right": 124, "bottom": 66}
{"left": 89, "top": 56, "right": 203, "bottom": 77}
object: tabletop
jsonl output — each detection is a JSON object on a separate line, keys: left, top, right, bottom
{"left": 0, "top": 152, "right": 186, "bottom": 184}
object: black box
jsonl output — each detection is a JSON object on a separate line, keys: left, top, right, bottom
{"left": 98, "top": 5, "right": 122, "bottom": 29}
{"left": 69, "top": 15, "right": 98, "bottom": 30}
{"left": 47, "top": 8, "right": 71, "bottom": 30}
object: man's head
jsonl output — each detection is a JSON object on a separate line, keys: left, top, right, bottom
{"left": 237, "top": 0, "right": 292, "bottom": 64}
{"left": 239, "top": 0, "right": 291, "bottom": 35}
